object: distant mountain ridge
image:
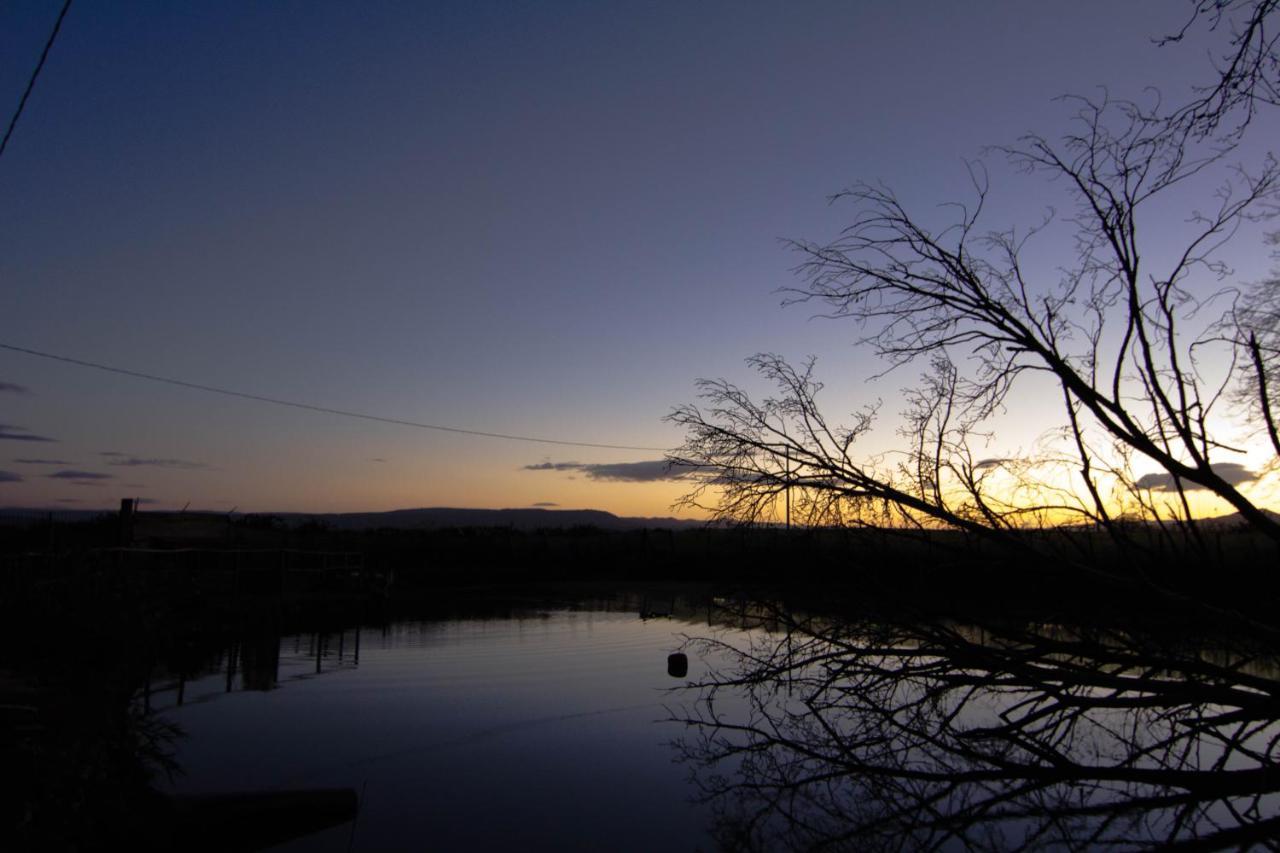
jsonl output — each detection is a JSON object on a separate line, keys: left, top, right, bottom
{"left": 4, "top": 505, "right": 1275, "bottom": 532}
{"left": 286, "top": 507, "right": 705, "bottom": 531}
{"left": 0, "top": 505, "right": 706, "bottom": 531}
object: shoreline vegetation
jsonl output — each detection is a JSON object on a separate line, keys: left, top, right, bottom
{"left": 2, "top": 504, "right": 1278, "bottom": 628}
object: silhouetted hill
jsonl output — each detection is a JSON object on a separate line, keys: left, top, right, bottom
{"left": 1185, "top": 507, "right": 1280, "bottom": 530}
{"left": 4, "top": 505, "right": 1275, "bottom": 532}
{"left": 0, "top": 505, "right": 705, "bottom": 531}
{"left": 289, "top": 507, "right": 704, "bottom": 531}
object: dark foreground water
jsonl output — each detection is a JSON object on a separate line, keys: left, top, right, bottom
{"left": 10, "top": 587, "right": 1280, "bottom": 851}
{"left": 154, "top": 603, "right": 728, "bottom": 852}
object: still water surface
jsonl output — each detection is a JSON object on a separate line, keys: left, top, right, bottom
{"left": 146, "top": 595, "right": 1280, "bottom": 851}
{"left": 157, "top": 604, "right": 726, "bottom": 852}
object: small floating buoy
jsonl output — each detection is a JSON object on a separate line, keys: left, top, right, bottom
{"left": 667, "top": 652, "right": 688, "bottom": 678}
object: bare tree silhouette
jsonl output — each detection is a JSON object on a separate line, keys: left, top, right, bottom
{"left": 669, "top": 1, "right": 1280, "bottom": 557}
{"left": 1231, "top": 234, "right": 1280, "bottom": 463}
{"left": 1160, "top": 0, "right": 1280, "bottom": 138}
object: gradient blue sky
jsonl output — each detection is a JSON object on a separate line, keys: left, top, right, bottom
{"left": 2, "top": 1, "right": 1276, "bottom": 515}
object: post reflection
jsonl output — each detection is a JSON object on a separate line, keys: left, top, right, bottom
{"left": 140, "top": 626, "right": 361, "bottom": 712}
{"left": 6, "top": 618, "right": 363, "bottom": 851}
{"left": 671, "top": 602, "right": 1280, "bottom": 851}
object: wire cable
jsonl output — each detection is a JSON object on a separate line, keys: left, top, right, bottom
{"left": 0, "top": 342, "right": 671, "bottom": 452}
{"left": 0, "top": 0, "right": 74, "bottom": 163}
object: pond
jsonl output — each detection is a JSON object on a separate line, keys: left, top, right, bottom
{"left": 11, "top": 587, "right": 1280, "bottom": 851}
{"left": 152, "top": 594, "right": 735, "bottom": 852}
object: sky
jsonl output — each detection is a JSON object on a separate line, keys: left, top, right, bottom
{"left": 2, "top": 1, "right": 1277, "bottom": 517}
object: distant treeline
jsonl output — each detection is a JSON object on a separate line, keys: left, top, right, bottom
{"left": 2, "top": 511, "right": 1277, "bottom": 625}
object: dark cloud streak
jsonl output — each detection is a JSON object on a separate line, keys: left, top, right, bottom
{"left": 99, "top": 452, "right": 208, "bottom": 470}
{"left": 523, "top": 459, "right": 684, "bottom": 482}
{"left": 1135, "top": 463, "right": 1258, "bottom": 491}
{"left": 0, "top": 424, "right": 55, "bottom": 442}
{"left": 47, "top": 469, "right": 113, "bottom": 481}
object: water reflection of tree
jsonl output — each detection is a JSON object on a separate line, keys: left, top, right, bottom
{"left": 672, "top": 604, "right": 1280, "bottom": 851}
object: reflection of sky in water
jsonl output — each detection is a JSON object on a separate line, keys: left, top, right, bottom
{"left": 150, "top": 605, "right": 1280, "bottom": 851}
{"left": 158, "top": 610, "right": 749, "bottom": 852}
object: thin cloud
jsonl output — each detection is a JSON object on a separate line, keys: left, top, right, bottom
{"left": 370, "top": 458, "right": 388, "bottom": 463}
{"left": 524, "top": 462, "right": 580, "bottom": 472}
{"left": 0, "top": 424, "right": 55, "bottom": 443}
{"left": 586, "top": 460, "right": 685, "bottom": 482}
{"left": 0, "top": 382, "right": 29, "bottom": 394}
{"left": 12, "top": 458, "right": 75, "bottom": 465}
{"left": 99, "top": 452, "right": 209, "bottom": 470}
{"left": 531, "top": 501, "right": 559, "bottom": 507}
{"left": 0, "top": 470, "right": 22, "bottom": 484}
{"left": 47, "top": 470, "right": 114, "bottom": 482}
{"left": 523, "top": 459, "right": 684, "bottom": 483}
{"left": 1135, "top": 463, "right": 1259, "bottom": 491}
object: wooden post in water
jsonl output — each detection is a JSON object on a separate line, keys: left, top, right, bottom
{"left": 225, "top": 642, "right": 238, "bottom": 693}
{"left": 118, "top": 498, "right": 135, "bottom": 547}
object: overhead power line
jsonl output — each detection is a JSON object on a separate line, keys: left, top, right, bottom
{"left": 0, "top": 0, "right": 74, "bottom": 163}
{"left": 0, "top": 342, "right": 671, "bottom": 453}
